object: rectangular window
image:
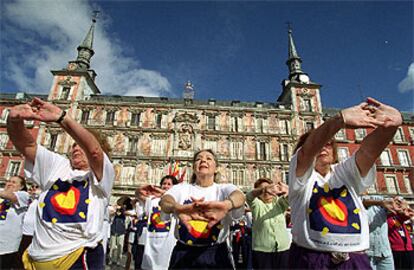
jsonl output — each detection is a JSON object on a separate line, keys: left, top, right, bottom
{"left": 0, "top": 109, "right": 10, "bottom": 124}
{"left": 131, "top": 112, "right": 141, "bottom": 127}
{"left": 355, "top": 128, "right": 366, "bottom": 141}
{"left": 409, "top": 128, "right": 414, "bottom": 143}
{"left": 156, "top": 114, "right": 163, "bottom": 128}
{"left": 283, "top": 171, "right": 289, "bottom": 184}
{"left": 60, "top": 87, "right": 70, "bottom": 100}
{"left": 257, "top": 142, "right": 267, "bottom": 161}
{"left": 152, "top": 138, "right": 166, "bottom": 155}
{"left": 80, "top": 110, "right": 90, "bottom": 124}
{"left": 393, "top": 127, "right": 404, "bottom": 143}
{"left": 385, "top": 175, "right": 399, "bottom": 194}
{"left": 335, "top": 129, "right": 347, "bottom": 141}
{"left": 207, "top": 115, "right": 216, "bottom": 130}
{"left": 204, "top": 140, "right": 217, "bottom": 153}
{"left": 305, "top": 122, "right": 314, "bottom": 132}
{"left": 49, "top": 134, "right": 58, "bottom": 150}
{"left": 231, "top": 117, "right": 239, "bottom": 132}
{"left": 256, "top": 118, "right": 264, "bottom": 133}
{"left": 366, "top": 182, "right": 377, "bottom": 194}
{"left": 280, "top": 144, "right": 289, "bottom": 161}
{"left": 280, "top": 120, "right": 290, "bottom": 135}
{"left": 403, "top": 176, "right": 413, "bottom": 194}
{"left": 232, "top": 169, "right": 245, "bottom": 186}
{"left": 380, "top": 150, "right": 392, "bottom": 166}
{"left": 106, "top": 111, "right": 115, "bottom": 125}
{"left": 337, "top": 147, "right": 349, "bottom": 162}
{"left": 231, "top": 141, "right": 243, "bottom": 160}
{"left": 0, "top": 133, "right": 9, "bottom": 149}
{"left": 397, "top": 150, "right": 410, "bottom": 167}
{"left": 7, "top": 161, "right": 21, "bottom": 177}
{"left": 303, "top": 98, "right": 312, "bottom": 112}
{"left": 128, "top": 137, "right": 138, "bottom": 155}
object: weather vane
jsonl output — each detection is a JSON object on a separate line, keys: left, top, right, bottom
{"left": 92, "top": 10, "right": 100, "bottom": 22}
{"left": 286, "top": 21, "right": 292, "bottom": 32}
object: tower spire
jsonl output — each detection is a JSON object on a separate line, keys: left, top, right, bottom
{"left": 67, "top": 11, "right": 98, "bottom": 72}
{"left": 286, "top": 23, "right": 305, "bottom": 80}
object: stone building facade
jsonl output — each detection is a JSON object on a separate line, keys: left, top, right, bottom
{"left": 0, "top": 18, "right": 412, "bottom": 202}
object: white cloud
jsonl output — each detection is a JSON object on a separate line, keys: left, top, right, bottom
{"left": 398, "top": 63, "right": 414, "bottom": 93}
{"left": 1, "top": 0, "right": 171, "bottom": 96}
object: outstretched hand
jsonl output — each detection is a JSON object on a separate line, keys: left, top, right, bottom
{"left": 8, "top": 98, "right": 62, "bottom": 123}
{"left": 135, "top": 185, "right": 165, "bottom": 200}
{"left": 366, "top": 97, "right": 402, "bottom": 128}
{"left": 194, "top": 201, "right": 230, "bottom": 228}
{"left": 340, "top": 101, "right": 383, "bottom": 128}
{"left": 264, "top": 182, "right": 289, "bottom": 197}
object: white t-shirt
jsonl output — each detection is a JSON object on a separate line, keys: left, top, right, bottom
{"left": 0, "top": 190, "right": 29, "bottom": 254}
{"left": 165, "top": 183, "right": 243, "bottom": 246}
{"left": 141, "top": 197, "right": 177, "bottom": 270}
{"left": 136, "top": 201, "right": 148, "bottom": 246}
{"left": 22, "top": 198, "right": 39, "bottom": 236}
{"left": 288, "top": 150, "right": 375, "bottom": 252}
{"left": 24, "top": 145, "right": 115, "bottom": 261}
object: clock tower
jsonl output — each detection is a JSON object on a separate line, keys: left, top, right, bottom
{"left": 48, "top": 12, "right": 100, "bottom": 103}
{"left": 277, "top": 25, "right": 323, "bottom": 135}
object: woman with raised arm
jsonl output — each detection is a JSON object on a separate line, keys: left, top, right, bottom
{"left": 288, "top": 98, "right": 402, "bottom": 269}
{"left": 0, "top": 175, "right": 29, "bottom": 269}
{"left": 159, "top": 149, "right": 245, "bottom": 269}
{"left": 7, "top": 97, "right": 115, "bottom": 270}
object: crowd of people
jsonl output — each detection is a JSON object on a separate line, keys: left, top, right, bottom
{"left": 0, "top": 97, "right": 414, "bottom": 270}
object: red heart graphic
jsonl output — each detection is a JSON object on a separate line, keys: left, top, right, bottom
{"left": 317, "top": 196, "right": 348, "bottom": 227}
{"left": 50, "top": 186, "right": 81, "bottom": 215}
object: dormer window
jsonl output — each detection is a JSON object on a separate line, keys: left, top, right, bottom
{"left": 60, "top": 87, "right": 70, "bottom": 100}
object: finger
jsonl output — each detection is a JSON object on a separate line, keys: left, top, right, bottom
{"left": 207, "top": 219, "right": 219, "bottom": 229}
{"left": 366, "top": 97, "right": 381, "bottom": 107}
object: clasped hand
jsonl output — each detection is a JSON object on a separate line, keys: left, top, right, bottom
{"left": 175, "top": 197, "right": 231, "bottom": 231}
{"left": 8, "top": 97, "right": 62, "bottom": 123}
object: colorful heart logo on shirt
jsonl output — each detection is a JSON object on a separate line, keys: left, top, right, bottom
{"left": 0, "top": 199, "right": 11, "bottom": 221}
{"left": 148, "top": 206, "right": 171, "bottom": 232}
{"left": 50, "top": 186, "right": 80, "bottom": 215}
{"left": 318, "top": 197, "right": 348, "bottom": 227}
{"left": 187, "top": 220, "right": 211, "bottom": 238}
{"left": 308, "top": 183, "right": 361, "bottom": 235}
{"left": 178, "top": 199, "right": 221, "bottom": 245}
{"left": 42, "top": 178, "right": 90, "bottom": 224}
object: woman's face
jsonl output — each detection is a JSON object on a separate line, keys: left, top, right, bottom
{"left": 5, "top": 176, "right": 23, "bottom": 192}
{"left": 161, "top": 178, "right": 174, "bottom": 191}
{"left": 194, "top": 151, "right": 217, "bottom": 179}
{"left": 315, "top": 140, "right": 335, "bottom": 165}
{"left": 258, "top": 182, "right": 273, "bottom": 203}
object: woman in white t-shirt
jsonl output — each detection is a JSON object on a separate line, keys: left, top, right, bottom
{"left": 160, "top": 149, "right": 245, "bottom": 269}
{"left": 7, "top": 98, "right": 115, "bottom": 270}
{"left": 0, "top": 175, "right": 29, "bottom": 269}
{"left": 288, "top": 98, "right": 402, "bottom": 269}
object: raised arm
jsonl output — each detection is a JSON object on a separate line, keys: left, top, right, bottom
{"left": 355, "top": 98, "right": 402, "bottom": 177}
{"left": 296, "top": 101, "right": 382, "bottom": 177}
{"left": 7, "top": 104, "right": 39, "bottom": 163}
{"left": 8, "top": 98, "right": 106, "bottom": 180}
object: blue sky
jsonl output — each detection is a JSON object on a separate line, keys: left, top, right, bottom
{"left": 1, "top": 0, "right": 413, "bottom": 111}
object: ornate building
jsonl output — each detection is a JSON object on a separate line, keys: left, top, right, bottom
{"left": 0, "top": 18, "right": 412, "bottom": 202}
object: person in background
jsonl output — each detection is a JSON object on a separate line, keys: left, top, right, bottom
{"left": 7, "top": 97, "right": 115, "bottom": 270}
{"left": 246, "top": 178, "right": 290, "bottom": 269}
{"left": 160, "top": 149, "right": 245, "bottom": 269}
{"left": 18, "top": 184, "right": 41, "bottom": 266}
{"left": 362, "top": 195, "right": 398, "bottom": 270}
{"left": 387, "top": 197, "right": 414, "bottom": 270}
{"left": 288, "top": 97, "right": 402, "bottom": 269}
{"left": 136, "top": 175, "right": 179, "bottom": 270}
{"left": 0, "top": 175, "right": 29, "bottom": 269}
{"left": 110, "top": 203, "right": 127, "bottom": 266}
